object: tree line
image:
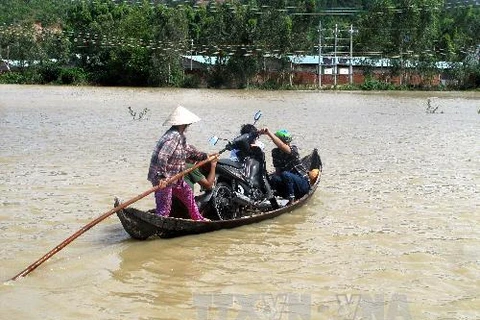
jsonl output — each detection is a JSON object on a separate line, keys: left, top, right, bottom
{"left": 0, "top": 0, "right": 479, "bottom": 89}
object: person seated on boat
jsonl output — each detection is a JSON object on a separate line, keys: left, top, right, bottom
{"left": 147, "top": 105, "right": 210, "bottom": 221}
{"left": 172, "top": 159, "right": 218, "bottom": 219}
{"left": 184, "top": 158, "right": 218, "bottom": 193}
{"left": 259, "top": 128, "right": 310, "bottom": 205}
{"left": 229, "top": 124, "right": 264, "bottom": 161}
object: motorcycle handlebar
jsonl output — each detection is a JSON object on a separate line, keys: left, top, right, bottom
{"left": 216, "top": 132, "right": 258, "bottom": 155}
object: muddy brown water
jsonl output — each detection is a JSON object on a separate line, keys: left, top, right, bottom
{"left": 0, "top": 85, "right": 479, "bottom": 319}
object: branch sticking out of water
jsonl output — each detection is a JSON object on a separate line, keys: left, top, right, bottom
{"left": 128, "top": 106, "right": 150, "bottom": 120}
{"left": 426, "top": 98, "right": 443, "bottom": 114}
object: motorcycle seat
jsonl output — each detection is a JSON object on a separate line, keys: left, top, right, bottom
{"left": 218, "top": 158, "right": 243, "bottom": 169}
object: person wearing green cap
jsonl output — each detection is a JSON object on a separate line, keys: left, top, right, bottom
{"left": 260, "top": 127, "right": 310, "bottom": 205}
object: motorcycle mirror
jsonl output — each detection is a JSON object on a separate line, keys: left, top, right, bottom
{"left": 208, "top": 136, "right": 219, "bottom": 146}
{"left": 253, "top": 110, "right": 262, "bottom": 125}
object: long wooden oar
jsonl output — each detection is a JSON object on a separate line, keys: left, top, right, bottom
{"left": 10, "top": 154, "right": 219, "bottom": 281}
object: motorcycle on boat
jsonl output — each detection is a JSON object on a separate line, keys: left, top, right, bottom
{"left": 197, "top": 111, "right": 279, "bottom": 220}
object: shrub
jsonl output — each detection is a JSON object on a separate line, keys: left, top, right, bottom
{"left": 38, "top": 63, "right": 61, "bottom": 84}
{"left": 58, "top": 67, "right": 87, "bottom": 85}
{"left": 0, "top": 70, "right": 41, "bottom": 84}
{"left": 0, "top": 72, "right": 25, "bottom": 84}
{"left": 180, "top": 74, "right": 201, "bottom": 88}
{"left": 361, "top": 78, "right": 397, "bottom": 90}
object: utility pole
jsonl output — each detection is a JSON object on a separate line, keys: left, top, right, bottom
{"left": 190, "top": 39, "right": 193, "bottom": 71}
{"left": 334, "top": 24, "right": 338, "bottom": 87}
{"left": 349, "top": 24, "right": 353, "bottom": 85}
{"left": 400, "top": 47, "right": 403, "bottom": 86}
{"left": 318, "top": 20, "right": 322, "bottom": 88}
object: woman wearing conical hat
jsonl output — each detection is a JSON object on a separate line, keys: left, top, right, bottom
{"left": 147, "top": 106, "right": 210, "bottom": 221}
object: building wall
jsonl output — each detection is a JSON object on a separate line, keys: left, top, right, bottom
{"left": 181, "top": 57, "right": 442, "bottom": 88}
{"left": 253, "top": 69, "right": 441, "bottom": 87}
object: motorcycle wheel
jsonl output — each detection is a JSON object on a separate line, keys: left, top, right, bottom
{"left": 212, "top": 182, "right": 237, "bottom": 220}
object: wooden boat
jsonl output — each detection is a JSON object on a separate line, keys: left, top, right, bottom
{"left": 116, "top": 149, "right": 322, "bottom": 239}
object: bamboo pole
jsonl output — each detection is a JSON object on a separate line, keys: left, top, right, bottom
{"left": 10, "top": 154, "right": 219, "bottom": 281}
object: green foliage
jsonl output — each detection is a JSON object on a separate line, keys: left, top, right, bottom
{"left": 0, "top": 0, "right": 479, "bottom": 89}
{"left": 0, "top": 0, "right": 69, "bottom": 25}
{"left": 448, "top": 56, "right": 480, "bottom": 90}
{"left": 361, "top": 77, "right": 397, "bottom": 90}
{"left": 0, "top": 70, "right": 42, "bottom": 84}
{"left": 226, "top": 54, "right": 259, "bottom": 88}
{"left": 180, "top": 74, "right": 201, "bottom": 88}
{"left": 0, "top": 72, "right": 26, "bottom": 84}
{"left": 37, "top": 62, "right": 61, "bottom": 84}
{"left": 59, "top": 67, "right": 88, "bottom": 85}
{"left": 206, "top": 61, "right": 232, "bottom": 88}
{"left": 256, "top": 79, "right": 285, "bottom": 90}
{"left": 32, "top": 62, "right": 88, "bottom": 85}
{"left": 148, "top": 52, "right": 185, "bottom": 87}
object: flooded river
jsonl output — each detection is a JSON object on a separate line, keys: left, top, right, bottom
{"left": 0, "top": 85, "right": 479, "bottom": 319}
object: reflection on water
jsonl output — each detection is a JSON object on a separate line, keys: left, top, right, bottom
{"left": 0, "top": 85, "right": 479, "bottom": 319}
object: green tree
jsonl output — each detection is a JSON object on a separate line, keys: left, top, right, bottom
{"left": 1, "top": 0, "right": 479, "bottom": 89}
{"left": 148, "top": 4, "right": 190, "bottom": 86}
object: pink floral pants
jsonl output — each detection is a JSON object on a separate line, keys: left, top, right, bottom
{"left": 154, "top": 179, "right": 205, "bottom": 221}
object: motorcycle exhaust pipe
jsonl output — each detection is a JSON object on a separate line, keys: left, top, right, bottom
{"left": 233, "top": 192, "right": 254, "bottom": 206}
{"left": 233, "top": 192, "right": 271, "bottom": 209}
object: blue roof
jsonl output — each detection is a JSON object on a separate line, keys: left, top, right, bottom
{"left": 184, "top": 55, "right": 456, "bottom": 69}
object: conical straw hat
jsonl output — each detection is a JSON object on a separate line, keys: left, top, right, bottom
{"left": 163, "top": 105, "right": 201, "bottom": 126}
